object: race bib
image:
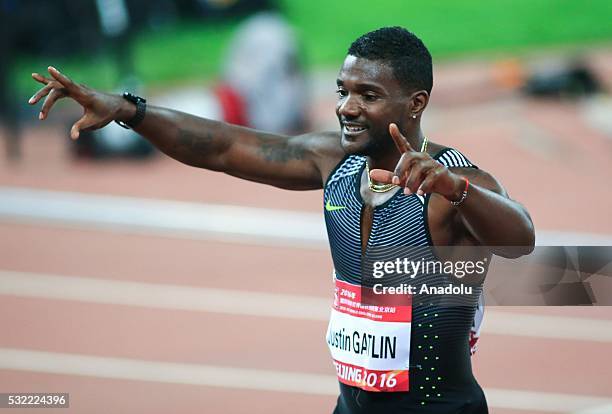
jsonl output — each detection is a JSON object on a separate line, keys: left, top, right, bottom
{"left": 326, "top": 278, "right": 412, "bottom": 392}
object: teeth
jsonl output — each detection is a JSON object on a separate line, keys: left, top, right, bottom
{"left": 344, "top": 125, "right": 366, "bottom": 132}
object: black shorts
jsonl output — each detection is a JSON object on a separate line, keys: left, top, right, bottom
{"left": 332, "top": 382, "right": 488, "bottom": 414}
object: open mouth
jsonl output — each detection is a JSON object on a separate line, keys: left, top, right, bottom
{"left": 342, "top": 123, "right": 368, "bottom": 136}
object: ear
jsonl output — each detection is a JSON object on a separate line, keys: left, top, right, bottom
{"left": 409, "top": 90, "right": 430, "bottom": 117}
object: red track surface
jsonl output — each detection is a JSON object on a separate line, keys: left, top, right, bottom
{"left": 2, "top": 57, "right": 612, "bottom": 413}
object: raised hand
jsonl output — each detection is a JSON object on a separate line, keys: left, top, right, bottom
{"left": 369, "top": 123, "right": 464, "bottom": 200}
{"left": 28, "top": 66, "right": 130, "bottom": 139}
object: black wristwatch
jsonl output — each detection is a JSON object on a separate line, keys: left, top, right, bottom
{"left": 115, "top": 92, "right": 147, "bottom": 129}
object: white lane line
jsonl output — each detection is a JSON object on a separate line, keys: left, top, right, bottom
{"left": 0, "top": 347, "right": 338, "bottom": 396}
{"left": 535, "top": 230, "right": 612, "bottom": 246}
{"left": 2, "top": 270, "right": 612, "bottom": 343}
{"left": 574, "top": 404, "right": 612, "bottom": 414}
{"left": 0, "top": 270, "right": 331, "bottom": 321}
{"left": 1, "top": 186, "right": 611, "bottom": 246}
{"left": 482, "top": 311, "right": 612, "bottom": 343}
{"left": 1, "top": 347, "right": 611, "bottom": 412}
{"left": 484, "top": 388, "right": 612, "bottom": 413}
{"left": 0, "top": 186, "right": 327, "bottom": 249}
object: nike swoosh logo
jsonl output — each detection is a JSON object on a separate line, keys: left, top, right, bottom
{"left": 326, "top": 200, "right": 347, "bottom": 212}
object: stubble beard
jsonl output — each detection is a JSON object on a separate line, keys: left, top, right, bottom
{"left": 342, "top": 131, "right": 392, "bottom": 158}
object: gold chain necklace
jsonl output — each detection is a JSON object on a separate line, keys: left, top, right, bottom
{"left": 366, "top": 136, "right": 428, "bottom": 193}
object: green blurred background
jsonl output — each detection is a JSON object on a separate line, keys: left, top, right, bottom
{"left": 13, "top": 0, "right": 612, "bottom": 94}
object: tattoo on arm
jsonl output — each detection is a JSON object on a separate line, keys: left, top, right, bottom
{"left": 171, "top": 125, "right": 311, "bottom": 174}
{"left": 257, "top": 133, "right": 305, "bottom": 163}
{"left": 177, "top": 128, "right": 214, "bottom": 151}
{"left": 174, "top": 127, "right": 216, "bottom": 164}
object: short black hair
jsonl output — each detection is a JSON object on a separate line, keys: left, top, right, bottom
{"left": 348, "top": 27, "right": 433, "bottom": 94}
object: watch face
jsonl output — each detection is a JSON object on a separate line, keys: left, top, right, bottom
{"left": 123, "top": 92, "right": 146, "bottom": 104}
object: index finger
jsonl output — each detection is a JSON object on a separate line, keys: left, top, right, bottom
{"left": 389, "top": 123, "right": 415, "bottom": 154}
{"left": 47, "top": 66, "right": 84, "bottom": 97}
{"left": 32, "top": 73, "right": 50, "bottom": 85}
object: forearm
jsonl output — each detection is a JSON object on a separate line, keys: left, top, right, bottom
{"left": 28, "top": 67, "right": 328, "bottom": 190}
{"left": 115, "top": 99, "right": 328, "bottom": 189}
{"left": 455, "top": 183, "right": 535, "bottom": 257}
{"left": 119, "top": 103, "right": 233, "bottom": 170}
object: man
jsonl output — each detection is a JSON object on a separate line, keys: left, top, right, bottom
{"left": 29, "top": 27, "right": 534, "bottom": 413}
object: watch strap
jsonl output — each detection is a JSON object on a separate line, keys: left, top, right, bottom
{"left": 115, "top": 92, "right": 146, "bottom": 129}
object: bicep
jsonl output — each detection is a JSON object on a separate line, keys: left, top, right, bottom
{"left": 221, "top": 128, "right": 342, "bottom": 190}
{"left": 452, "top": 167, "right": 532, "bottom": 232}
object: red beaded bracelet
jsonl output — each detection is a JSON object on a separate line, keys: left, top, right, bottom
{"left": 450, "top": 177, "right": 469, "bottom": 206}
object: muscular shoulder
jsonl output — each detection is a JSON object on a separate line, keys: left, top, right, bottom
{"left": 427, "top": 141, "right": 507, "bottom": 197}
{"left": 296, "top": 130, "right": 343, "bottom": 157}
{"left": 295, "top": 130, "right": 345, "bottom": 185}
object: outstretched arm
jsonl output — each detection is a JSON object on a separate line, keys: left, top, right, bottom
{"left": 28, "top": 67, "right": 343, "bottom": 190}
{"left": 129, "top": 106, "right": 337, "bottom": 189}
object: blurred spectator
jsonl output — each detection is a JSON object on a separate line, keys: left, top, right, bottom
{"left": 6, "top": 0, "right": 299, "bottom": 158}
{"left": 218, "top": 12, "right": 308, "bottom": 134}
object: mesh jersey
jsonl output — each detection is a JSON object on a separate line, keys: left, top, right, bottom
{"left": 324, "top": 148, "right": 487, "bottom": 413}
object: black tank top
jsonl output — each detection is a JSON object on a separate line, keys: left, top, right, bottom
{"left": 324, "top": 149, "right": 488, "bottom": 413}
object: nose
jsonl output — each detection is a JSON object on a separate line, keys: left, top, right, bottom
{"left": 337, "top": 94, "right": 360, "bottom": 118}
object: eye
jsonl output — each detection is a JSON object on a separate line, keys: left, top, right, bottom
{"left": 335, "top": 88, "right": 348, "bottom": 98}
{"left": 363, "top": 93, "right": 379, "bottom": 102}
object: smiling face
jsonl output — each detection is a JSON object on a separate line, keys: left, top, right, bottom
{"left": 336, "top": 55, "right": 413, "bottom": 157}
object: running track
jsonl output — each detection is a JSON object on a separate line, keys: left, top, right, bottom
{"left": 1, "top": 56, "right": 612, "bottom": 413}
